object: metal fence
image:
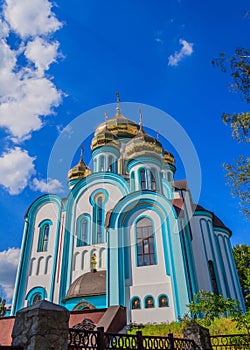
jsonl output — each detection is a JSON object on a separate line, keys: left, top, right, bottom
{"left": 210, "top": 334, "right": 250, "bottom": 350}
{"left": 68, "top": 327, "right": 200, "bottom": 350}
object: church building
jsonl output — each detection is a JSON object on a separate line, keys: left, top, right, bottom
{"left": 11, "top": 97, "right": 245, "bottom": 324}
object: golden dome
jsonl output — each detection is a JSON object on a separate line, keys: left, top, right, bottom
{"left": 125, "top": 127, "right": 163, "bottom": 159}
{"left": 94, "top": 107, "right": 139, "bottom": 139}
{"left": 91, "top": 125, "right": 121, "bottom": 151}
{"left": 163, "top": 150, "right": 175, "bottom": 165}
{"left": 68, "top": 151, "right": 91, "bottom": 181}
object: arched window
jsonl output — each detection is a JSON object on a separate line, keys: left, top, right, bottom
{"left": 158, "top": 294, "right": 169, "bottom": 307}
{"left": 130, "top": 172, "right": 135, "bottom": 192}
{"left": 100, "top": 155, "right": 105, "bottom": 172}
{"left": 26, "top": 287, "right": 47, "bottom": 306}
{"left": 140, "top": 169, "right": 146, "bottom": 190}
{"left": 96, "top": 196, "right": 103, "bottom": 243}
{"left": 150, "top": 169, "right": 157, "bottom": 191}
{"left": 131, "top": 297, "right": 141, "bottom": 310}
{"left": 208, "top": 260, "right": 219, "bottom": 295}
{"left": 108, "top": 155, "right": 113, "bottom": 172}
{"left": 145, "top": 296, "right": 155, "bottom": 308}
{"left": 136, "top": 217, "right": 156, "bottom": 267}
{"left": 167, "top": 172, "right": 171, "bottom": 182}
{"left": 37, "top": 220, "right": 52, "bottom": 252}
{"left": 32, "top": 293, "right": 42, "bottom": 304}
{"left": 76, "top": 215, "right": 90, "bottom": 247}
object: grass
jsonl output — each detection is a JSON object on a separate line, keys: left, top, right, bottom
{"left": 128, "top": 317, "right": 247, "bottom": 338}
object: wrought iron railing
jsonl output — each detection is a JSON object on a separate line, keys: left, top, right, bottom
{"left": 210, "top": 334, "right": 250, "bottom": 349}
{"left": 68, "top": 327, "right": 200, "bottom": 350}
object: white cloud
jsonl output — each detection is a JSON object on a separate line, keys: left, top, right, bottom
{"left": 168, "top": 39, "right": 194, "bottom": 66}
{"left": 25, "top": 37, "right": 60, "bottom": 75}
{"left": 0, "top": 71, "right": 63, "bottom": 141}
{"left": 0, "top": 0, "right": 63, "bottom": 142}
{"left": 3, "top": 0, "right": 62, "bottom": 38}
{"left": 32, "top": 177, "right": 64, "bottom": 193}
{"left": 0, "top": 147, "right": 35, "bottom": 194}
{"left": 0, "top": 248, "right": 20, "bottom": 301}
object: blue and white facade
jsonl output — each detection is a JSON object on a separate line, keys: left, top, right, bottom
{"left": 11, "top": 104, "right": 245, "bottom": 323}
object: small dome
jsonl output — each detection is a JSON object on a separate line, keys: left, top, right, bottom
{"left": 94, "top": 108, "right": 139, "bottom": 139}
{"left": 163, "top": 150, "right": 175, "bottom": 165}
{"left": 65, "top": 271, "right": 106, "bottom": 300}
{"left": 125, "top": 128, "right": 163, "bottom": 160}
{"left": 91, "top": 126, "right": 121, "bottom": 151}
{"left": 68, "top": 152, "right": 91, "bottom": 181}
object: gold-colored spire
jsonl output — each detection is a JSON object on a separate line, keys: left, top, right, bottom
{"left": 80, "top": 145, "right": 84, "bottom": 161}
{"left": 115, "top": 91, "right": 121, "bottom": 115}
{"left": 156, "top": 130, "right": 159, "bottom": 141}
{"left": 139, "top": 108, "right": 143, "bottom": 133}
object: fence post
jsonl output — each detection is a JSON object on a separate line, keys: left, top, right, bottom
{"left": 97, "top": 327, "right": 105, "bottom": 350}
{"left": 168, "top": 333, "right": 175, "bottom": 350}
{"left": 136, "top": 331, "right": 144, "bottom": 350}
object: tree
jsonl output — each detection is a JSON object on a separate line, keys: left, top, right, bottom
{"left": 187, "top": 290, "right": 250, "bottom": 333}
{"left": 212, "top": 48, "right": 250, "bottom": 219}
{"left": 187, "top": 290, "right": 240, "bottom": 326}
{"left": 0, "top": 297, "right": 6, "bottom": 317}
{"left": 233, "top": 244, "right": 250, "bottom": 309}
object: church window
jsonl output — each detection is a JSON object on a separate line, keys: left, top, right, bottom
{"left": 37, "top": 220, "right": 52, "bottom": 252}
{"left": 32, "top": 293, "right": 42, "bottom": 304}
{"left": 76, "top": 215, "right": 90, "bottom": 247}
{"left": 108, "top": 155, "right": 113, "bottom": 172}
{"left": 131, "top": 297, "right": 141, "bottom": 309}
{"left": 130, "top": 172, "right": 135, "bottom": 191}
{"left": 150, "top": 169, "right": 157, "bottom": 191}
{"left": 158, "top": 294, "right": 169, "bottom": 307}
{"left": 208, "top": 260, "right": 219, "bottom": 295}
{"left": 97, "top": 196, "right": 103, "bottom": 243}
{"left": 140, "top": 169, "right": 147, "bottom": 190}
{"left": 145, "top": 296, "right": 155, "bottom": 308}
{"left": 100, "top": 155, "right": 105, "bottom": 171}
{"left": 167, "top": 172, "right": 171, "bottom": 182}
{"left": 136, "top": 217, "right": 156, "bottom": 267}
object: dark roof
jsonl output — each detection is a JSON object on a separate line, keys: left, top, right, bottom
{"left": 65, "top": 271, "right": 106, "bottom": 300}
{"left": 173, "top": 180, "right": 188, "bottom": 190}
{"left": 170, "top": 198, "right": 185, "bottom": 218}
{"left": 192, "top": 204, "right": 231, "bottom": 234}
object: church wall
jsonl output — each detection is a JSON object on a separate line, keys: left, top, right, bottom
{"left": 25, "top": 202, "right": 60, "bottom": 305}
{"left": 190, "top": 214, "right": 212, "bottom": 292}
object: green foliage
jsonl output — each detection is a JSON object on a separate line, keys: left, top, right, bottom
{"left": 128, "top": 317, "right": 248, "bottom": 337}
{"left": 187, "top": 290, "right": 240, "bottom": 326}
{"left": 233, "top": 244, "right": 250, "bottom": 308}
{"left": 223, "top": 156, "right": 250, "bottom": 218}
{"left": 0, "top": 297, "right": 6, "bottom": 317}
{"left": 213, "top": 48, "right": 250, "bottom": 219}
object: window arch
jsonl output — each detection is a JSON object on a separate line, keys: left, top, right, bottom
{"left": 37, "top": 220, "right": 52, "bottom": 252}
{"left": 76, "top": 214, "right": 90, "bottom": 247}
{"left": 158, "top": 294, "right": 169, "bottom": 307}
{"left": 208, "top": 260, "right": 219, "bottom": 295}
{"left": 100, "top": 155, "right": 105, "bottom": 172}
{"left": 150, "top": 168, "right": 157, "bottom": 191}
{"left": 131, "top": 296, "right": 141, "bottom": 310}
{"left": 145, "top": 295, "right": 155, "bottom": 308}
{"left": 108, "top": 155, "right": 114, "bottom": 172}
{"left": 136, "top": 217, "right": 156, "bottom": 267}
{"left": 26, "top": 287, "right": 47, "bottom": 306}
{"left": 90, "top": 190, "right": 108, "bottom": 244}
{"left": 139, "top": 168, "right": 147, "bottom": 190}
{"left": 130, "top": 171, "right": 135, "bottom": 192}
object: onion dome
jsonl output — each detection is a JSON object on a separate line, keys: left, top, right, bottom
{"left": 163, "top": 150, "right": 175, "bottom": 165}
{"left": 68, "top": 148, "right": 91, "bottom": 181}
{"left": 91, "top": 123, "right": 121, "bottom": 151}
{"left": 93, "top": 93, "right": 139, "bottom": 139}
{"left": 65, "top": 271, "right": 106, "bottom": 299}
{"left": 125, "top": 111, "right": 163, "bottom": 159}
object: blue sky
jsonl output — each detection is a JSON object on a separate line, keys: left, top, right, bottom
{"left": 0, "top": 0, "right": 249, "bottom": 301}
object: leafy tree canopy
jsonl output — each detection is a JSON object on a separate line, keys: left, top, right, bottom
{"left": 0, "top": 297, "right": 6, "bottom": 317}
{"left": 212, "top": 48, "right": 250, "bottom": 219}
{"left": 233, "top": 244, "right": 250, "bottom": 309}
